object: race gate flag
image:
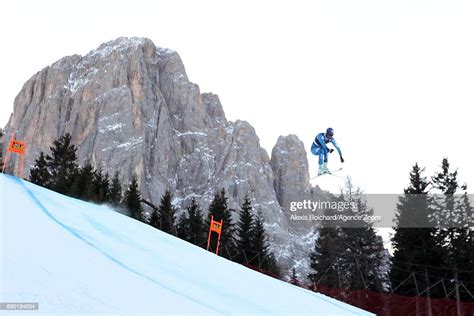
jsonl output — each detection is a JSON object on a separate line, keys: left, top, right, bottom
{"left": 10, "top": 140, "right": 25, "bottom": 154}
{"left": 2, "top": 134, "right": 26, "bottom": 178}
{"left": 206, "top": 215, "right": 224, "bottom": 255}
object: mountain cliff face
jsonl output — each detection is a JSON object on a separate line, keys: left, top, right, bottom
{"left": 2, "top": 37, "right": 326, "bottom": 276}
{"left": 271, "top": 135, "right": 327, "bottom": 232}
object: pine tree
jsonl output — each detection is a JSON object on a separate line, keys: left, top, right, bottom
{"left": 290, "top": 268, "right": 300, "bottom": 286}
{"left": 92, "top": 169, "right": 110, "bottom": 203}
{"left": 92, "top": 169, "right": 101, "bottom": 202}
{"left": 187, "top": 198, "right": 206, "bottom": 247}
{"left": 457, "top": 190, "right": 474, "bottom": 301}
{"left": 431, "top": 158, "right": 460, "bottom": 230}
{"left": 149, "top": 208, "right": 161, "bottom": 230}
{"left": 308, "top": 226, "right": 343, "bottom": 287}
{"left": 339, "top": 182, "right": 388, "bottom": 292}
{"left": 206, "top": 189, "right": 236, "bottom": 258}
{"left": 308, "top": 179, "right": 388, "bottom": 292}
{"left": 235, "top": 195, "right": 255, "bottom": 264}
{"left": 123, "top": 174, "right": 143, "bottom": 221}
{"left": 109, "top": 171, "right": 122, "bottom": 206}
{"left": 340, "top": 209, "right": 387, "bottom": 291}
{"left": 308, "top": 188, "right": 346, "bottom": 288}
{"left": 459, "top": 189, "right": 473, "bottom": 229}
{"left": 29, "top": 152, "right": 50, "bottom": 187}
{"left": 46, "top": 133, "right": 78, "bottom": 194}
{"left": 251, "top": 214, "right": 268, "bottom": 261}
{"left": 452, "top": 189, "right": 474, "bottom": 301}
{"left": 431, "top": 158, "right": 473, "bottom": 301}
{"left": 158, "top": 190, "right": 177, "bottom": 235}
{"left": 70, "top": 161, "right": 95, "bottom": 200}
{"left": 251, "top": 211, "right": 279, "bottom": 276}
{"left": 390, "top": 163, "right": 445, "bottom": 297}
{"left": 176, "top": 212, "right": 191, "bottom": 241}
{"left": 432, "top": 158, "right": 459, "bottom": 194}
{"left": 431, "top": 158, "right": 459, "bottom": 289}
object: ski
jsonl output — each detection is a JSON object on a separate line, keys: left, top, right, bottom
{"left": 311, "top": 167, "right": 343, "bottom": 179}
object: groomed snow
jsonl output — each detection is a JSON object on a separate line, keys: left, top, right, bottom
{"left": 0, "top": 174, "right": 373, "bottom": 315}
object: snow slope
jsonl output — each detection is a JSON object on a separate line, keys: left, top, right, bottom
{"left": 0, "top": 174, "right": 373, "bottom": 315}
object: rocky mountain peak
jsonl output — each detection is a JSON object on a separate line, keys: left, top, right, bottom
{"left": 271, "top": 135, "right": 311, "bottom": 207}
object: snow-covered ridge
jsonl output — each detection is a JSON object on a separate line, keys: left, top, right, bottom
{"left": 89, "top": 37, "right": 149, "bottom": 58}
{"left": 156, "top": 46, "right": 176, "bottom": 57}
{"left": 59, "top": 38, "right": 178, "bottom": 94}
{"left": 87, "top": 37, "right": 177, "bottom": 60}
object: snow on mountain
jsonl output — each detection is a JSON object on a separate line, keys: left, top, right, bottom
{"left": 0, "top": 174, "right": 373, "bottom": 315}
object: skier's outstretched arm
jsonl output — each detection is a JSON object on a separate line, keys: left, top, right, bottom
{"left": 331, "top": 139, "right": 344, "bottom": 163}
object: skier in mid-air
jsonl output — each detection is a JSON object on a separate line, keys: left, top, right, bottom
{"left": 311, "top": 127, "right": 344, "bottom": 175}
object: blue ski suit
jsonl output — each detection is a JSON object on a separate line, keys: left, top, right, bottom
{"left": 311, "top": 133, "right": 342, "bottom": 165}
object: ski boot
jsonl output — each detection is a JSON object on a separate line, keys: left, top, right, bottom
{"left": 318, "top": 162, "right": 330, "bottom": 175}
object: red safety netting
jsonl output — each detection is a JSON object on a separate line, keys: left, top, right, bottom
{"left": 244, "top": 264, "right": 474, "bottom": 316}
{"left": 310, "top": 284, "right": 474, "bottom": 316}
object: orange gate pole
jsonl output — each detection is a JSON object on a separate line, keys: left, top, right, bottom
{"left": 206, "top": 215, "right": 224, "bottom": 255}
{"left": 206, "top": 215, "right": 214, "bottom": 251}
{"left": 215, "top": 219, "right": 223, "bottom": 255}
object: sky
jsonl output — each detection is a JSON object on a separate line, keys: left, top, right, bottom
{"left": 1, "top": 0, "right": 473, "bottom": 194}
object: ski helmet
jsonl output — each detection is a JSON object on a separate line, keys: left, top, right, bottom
{"left": 326, "top": 127, "right": 334, "bottom": 138}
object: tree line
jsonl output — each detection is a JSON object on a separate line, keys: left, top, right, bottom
{"left": 29, "top": 133, "right": 279, "bottom": 276}
{"left": 29, "top": 133, "right": 123, "bottom": 205}
{"left": 390, "top": 160, "right": 473, "bottom": 301}
{"left": 304, "top": 159, "right": 473, "bottom": 302}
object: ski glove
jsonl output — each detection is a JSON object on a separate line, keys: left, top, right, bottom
{"left": 340, "top": 156, "right": 344, "bottom": 163}
{"left": 328, "top": 148, "right": 334, "bottom": 153}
